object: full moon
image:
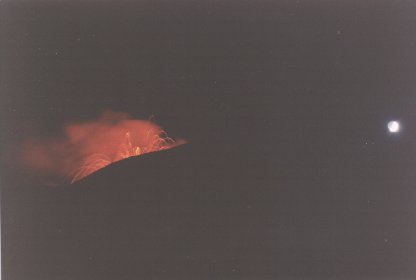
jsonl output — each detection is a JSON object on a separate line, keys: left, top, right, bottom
{"left": 387, "top": 121, "right": 400, "bottom": 133}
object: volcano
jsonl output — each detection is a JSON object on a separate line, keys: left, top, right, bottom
{"left": 3, "top": 142, "right": 416, "bottom": 280}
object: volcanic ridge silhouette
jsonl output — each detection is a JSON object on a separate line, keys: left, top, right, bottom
{"left": 3, "top": 142, "right": 415, "bottom": 280}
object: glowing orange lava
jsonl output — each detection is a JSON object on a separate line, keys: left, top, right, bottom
{"left": 21, "top": 111, "right": 185, "bottom": 184}
{"left": 70, "top": 130, "right": 177, "bottom": 183}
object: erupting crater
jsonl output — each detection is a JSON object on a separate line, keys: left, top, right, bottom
{"left": 22, "top": 111, "right": 185, "bottom": 184}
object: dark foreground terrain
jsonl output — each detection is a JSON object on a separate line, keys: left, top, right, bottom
{"left": 3, "top": 141, "right": 416, "bottom": 280}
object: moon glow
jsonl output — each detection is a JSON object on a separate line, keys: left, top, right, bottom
{"left": 387, "top": 121, "right": 400, "bottom": 133}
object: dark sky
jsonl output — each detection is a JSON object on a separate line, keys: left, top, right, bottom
{"left": 1, "top": 0, "right": 415, "bottom": 185}
{"left": 2, "top": 0, "right": 416, "bottom": 279}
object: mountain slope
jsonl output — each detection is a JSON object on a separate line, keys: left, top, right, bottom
{"left": 3, "top": 143, "right": 416, "bottom": 280}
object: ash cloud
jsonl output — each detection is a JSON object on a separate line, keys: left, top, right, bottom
{"left": 21, "top": 111, "right": 184, "bottom": 184}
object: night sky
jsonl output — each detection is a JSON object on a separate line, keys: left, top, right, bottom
{"left": 2, "top": 1, "right": 416, "bottom": 279}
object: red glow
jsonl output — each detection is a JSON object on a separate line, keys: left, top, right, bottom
{"left": 21, "top": 111, "right": 185, "bottom": 184}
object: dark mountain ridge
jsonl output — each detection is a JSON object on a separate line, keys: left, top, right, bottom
{"left": 3, "top": 142, "right": 415, "bottom": 280}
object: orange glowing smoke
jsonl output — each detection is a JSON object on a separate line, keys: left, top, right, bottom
{"left": 21, "top": 111, "right": 185, "bottom": 184}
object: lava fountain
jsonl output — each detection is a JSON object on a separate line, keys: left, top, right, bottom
{"left": 70, "top": 130, "right": 178, "bottom": 183}
{"left": 21, "top": 111, "right": 185, "bottom": 184}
